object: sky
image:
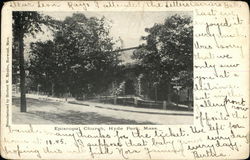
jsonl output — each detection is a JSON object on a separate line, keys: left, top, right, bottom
{"left": 24, "top": 11, "right": 192, "bottom": 63}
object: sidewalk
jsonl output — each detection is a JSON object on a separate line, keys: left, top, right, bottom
{"left": 25, "top": 94, "right": 193, "bottom": 116}
{"left": 69, "top": 100, "right": 193, "bottom": 116}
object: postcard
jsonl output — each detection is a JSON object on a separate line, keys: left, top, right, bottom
{"left": 1, "top": 1, "right": 249, "bottom": 159}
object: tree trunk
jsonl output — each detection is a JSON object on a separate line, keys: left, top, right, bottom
{"left": 18, "top": 33, "right": 27, "bottom": 112}
{"left": 167, "top": 81, "right": 172, "bottom": 104}
{"left": 154, "top": 85, "right": 157, "bottom": 101}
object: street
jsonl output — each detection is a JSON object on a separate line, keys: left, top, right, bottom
{"left": 12, "top": 96, "right": 193, "bottom": 125}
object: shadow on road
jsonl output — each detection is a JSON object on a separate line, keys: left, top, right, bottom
{"left": 12, "top": 97, "right": 63, "bottom": 108}
{"left": 26, "top": 110, "right": 156, "bottom": 124}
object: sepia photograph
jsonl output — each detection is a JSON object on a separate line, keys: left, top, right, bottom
{"left": 2, "top": 1, "right": 248, "bottom": 159}
{"left": 12, "top": 11, "right": 193, "bottom": 125}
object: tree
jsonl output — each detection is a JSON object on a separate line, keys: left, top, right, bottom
{"left": 28, "top": 41, "right": 56, "bottom": 95}
{"left": 56, "top": 13, "right": 120, "bottom": 97}
{"left": 133, "top": 14, "right": 193, "bottom": 102}
{"left": 28, "top": 13, "right": 120, "bottom": 98}
{"left": 12, "top": 12, "right": 58, "bottom": 112}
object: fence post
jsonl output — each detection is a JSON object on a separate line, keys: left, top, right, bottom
{"left": 163, "top": 101, "right": 167, "bottom": 110}
{"left": 65, "top": 93, "right": 68, "bottom": 102}
{"left": 114, "top": 96, "right": 117, "bottom": 105}
{"left": 188, "top": 101, "right": 191, "bottom": 110}
{"left": 98, "top": 95, "right": 101, "bottom": 102}
{"left": 134, "top": 97, "right": 138, "bottom": 106}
